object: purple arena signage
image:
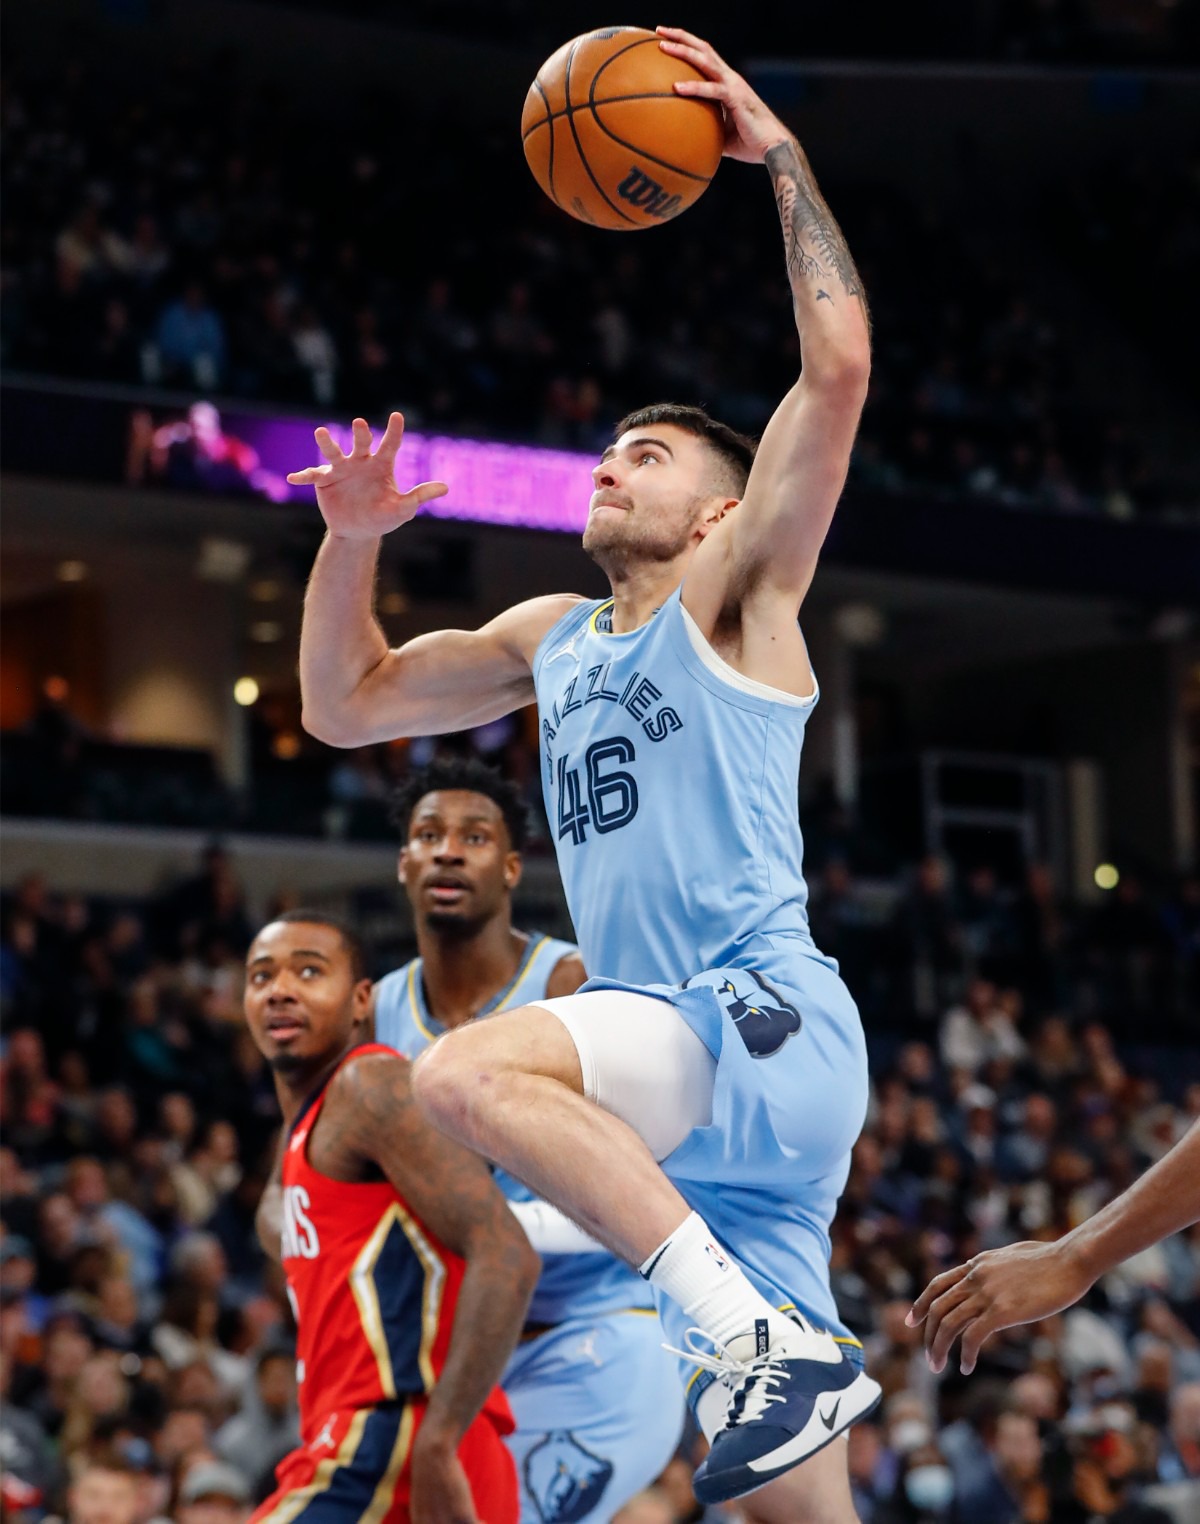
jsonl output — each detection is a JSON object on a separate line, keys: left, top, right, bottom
{"left": 0, "top": 383, "right": 600, "bottom": 534}
{"left": 187, "top": 408, "right": 597, "bottom": 532}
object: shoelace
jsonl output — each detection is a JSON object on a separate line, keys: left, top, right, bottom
{"left": 662, "top": 1327, "right": 789, "bottom": 1430}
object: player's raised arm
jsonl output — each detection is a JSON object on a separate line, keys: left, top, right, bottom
{"left": 293, "top": 411, "right": 579, "bottom": 747}
{"left": 908, "top": 1118, "right": 1200, "bottom": 1375}
{"left": 334, "top": 1052, "right": 539, "bottom": 1524}
{"left": 660, "top": 28, "right": 870, "bottom": 613}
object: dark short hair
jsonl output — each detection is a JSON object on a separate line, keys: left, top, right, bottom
{"left": 265, "top": 910, "right": 368, "bottom": 982}
{"left": 612, "top": 403, "right": 757, "bottom": 496}
{"left": 389, "top": 758, "right": 530, "bottom": 852}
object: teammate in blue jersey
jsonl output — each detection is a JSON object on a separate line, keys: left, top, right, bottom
{"left": 372, "top": 757, "right": 684, "bottom": 1523}
{"left": 292, "top": 28, "right": 878, "bottom": 1523}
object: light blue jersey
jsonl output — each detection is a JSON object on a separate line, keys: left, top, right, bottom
{"left": 532, "top": 590, "right": 870, "bottom": 1392}
{"left": 374, "top": 932, "right": 684, "bottom": 1522}
{"left": 534, "top": 587, "right": 821, "bottom": 992}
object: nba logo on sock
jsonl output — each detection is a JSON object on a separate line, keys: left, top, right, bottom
{"left": 705, "top": 1240, "right": 729, "bottom": 1271}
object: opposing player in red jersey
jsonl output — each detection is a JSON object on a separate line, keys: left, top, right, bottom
{"left": 244, "top": 909, "right": 539, "bottom": 1524}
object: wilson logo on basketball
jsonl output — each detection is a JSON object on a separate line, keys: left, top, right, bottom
{"left": 616, "top": 167, "right": 683, "bottom": 221}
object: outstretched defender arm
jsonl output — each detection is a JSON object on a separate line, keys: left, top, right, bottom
{"left": 661, "top": 27, "right": 870, "bottom": 617}
{"left": 909, "top": 1119, "right": 1200, "bottom": 1375}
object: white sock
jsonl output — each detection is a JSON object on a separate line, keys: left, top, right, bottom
{"left": 639, "top": 1211, "right": 794, "bottom": 1351}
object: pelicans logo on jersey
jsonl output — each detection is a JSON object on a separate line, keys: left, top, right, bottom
{"left": 714, "top": 972, "right": 802, "bottom": 1059}
{"left": 523, "top": 1431, "right": 614, "bottom": 1522}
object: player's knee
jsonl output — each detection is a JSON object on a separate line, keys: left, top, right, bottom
{"left": 410, "top": 1035, "right": 495, "bottom": 1145}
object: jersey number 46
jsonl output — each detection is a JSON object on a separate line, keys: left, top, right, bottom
{"left": 556, "top": 737, "right": 639, "bottom": 845}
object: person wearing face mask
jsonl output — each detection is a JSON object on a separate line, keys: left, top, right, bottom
{"left": 872, "top": 1440, "right": 956, "bottom": 1524}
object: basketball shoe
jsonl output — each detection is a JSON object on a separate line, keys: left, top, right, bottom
{"left": 671, "top": 1317, "right": 882, "bottom": 1503}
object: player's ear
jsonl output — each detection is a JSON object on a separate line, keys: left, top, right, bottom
{"left": 504, "top": 851, "right": 523, "bottom": 891}
{"left": 351, "top": 979, "right": 374, "bottom": 1030}
{"left": 696, "top": 497, "right": 740, "bottom": 540}
{"left": 396, "top": 847, "right": 408, "bottom": 881}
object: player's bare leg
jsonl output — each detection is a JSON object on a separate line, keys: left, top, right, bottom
{"left": 412, "top": 1001, "right": 699, "bottom": 1263}
{"left": 740, "top": 1441, "right": 860, "bottom": 1524}
{"left": 414, "top": 1001, "right": 880, "bottom": 1503}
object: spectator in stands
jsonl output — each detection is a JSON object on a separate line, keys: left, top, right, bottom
{"left": 0, "top": 1346, "right": 59, "bottom": 1513}
{"left": 58, "top": 1452, "right": 141, "bottom": 1524}
{"left": 174, "top": 1461, "right": 250, "bottom": 1524}
{"left": 892, "top": 856, "right": 964, "bottom": 1020}
{"left": 213, "top": 1348, "right": 298, "bottom": 1499}
{"left": 1158, "top": 1383, "right": 1200, "bottom": 1483}
{"left": 153, "top": 283, "right": 227, "bottom": 390}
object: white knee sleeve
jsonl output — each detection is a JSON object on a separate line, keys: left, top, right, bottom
{"left": 533, "top": 990, "right": 717, "bottom": 1162}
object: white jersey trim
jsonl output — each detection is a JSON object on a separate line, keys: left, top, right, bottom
{"left": 679, "top": 602, "right": 819, "bottom": 710}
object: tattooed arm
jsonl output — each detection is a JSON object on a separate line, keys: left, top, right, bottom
{"left": 662, "top": 27, "right": 870, "bottom": 625}
{"left": 333, "top": 1053, "right": 539, "bottom": 1522}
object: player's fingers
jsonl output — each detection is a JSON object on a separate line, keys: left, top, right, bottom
{"left": 376, "top": 410, "right": 407, "bottom": 464}
{"left": 350, "top": 417, "right": 373, "bottom": 458}
{"left": 400, "top": 480, "right": 450, "bottom": 508}
{"left": 285, "top": 465, "right": 333, "bottom": 485}
{"left": 314, "top": 426, "right": 344, "bottom": 464}
{"left": 959, "top": 1313, "right": 1000, "bottom": 1376}
{"left": 673, "top": 80, "right": 727, "bottom": 99}
{"left": 928, "top": 1290, "right": 981, "bottom": 1374}
{"left": 922, "top": 1276, "right": 974, "bottom": 1359}
{"left": 656, "top": 25, "right": 714, "bottom": 54}
{"left": 658, "top": 36, "right": 726, "bottom": 78}
{"left": 907, "top": 1263, "right": 969, "bottom": 1326}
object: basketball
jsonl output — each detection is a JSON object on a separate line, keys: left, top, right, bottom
{"left": 521, "top": 26, "right": 725, "bottom": 231}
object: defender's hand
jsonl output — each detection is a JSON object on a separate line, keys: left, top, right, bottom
{"left": 907, "top": 1239, "right": 1094, "bottom": 1375}
{"left": 409, "top": 1431, "right": 479, "bottom": 1524}
{"left": 286, "top": 412, "right": 448, "bottom": 542}
{"left": 657, "top": 26, "right": 791, "bottom": 164}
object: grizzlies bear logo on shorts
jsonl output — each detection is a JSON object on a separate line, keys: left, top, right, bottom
{"left": 704, "top": 971, "right": 802, "bottom": 1058}
{"left": 523, "top": 1430, "right": 614, "bottom": 1522}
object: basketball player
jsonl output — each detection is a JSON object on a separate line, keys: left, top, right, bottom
{"left": 373, "top": 757, "right": 685, "bottom": 1524}
{"left": 909, "top": 1117, "right": 1200, "bottom": 1375}
{"left": 292, "top": 27, "right": 879, "bottom": 1520}
{"left": 244, "top": 909, "right": 539, "bottom": 1524}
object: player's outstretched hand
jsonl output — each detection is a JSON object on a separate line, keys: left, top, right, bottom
{"left": 409, "top": 1433, "right": 479, "bottom": 1524}
{"left": 286, "top": 412, "right": 448, "bottom": 541}
{"left": 657, "top": 26, "right": 790, "bottom": 164}
{"left": 907, "top": 1238, "right": 1094, "bottom": 1375}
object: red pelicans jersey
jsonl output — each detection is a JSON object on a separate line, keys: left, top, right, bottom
{"left": 280, "top": 1044, "right": 512, "bottom": 1442}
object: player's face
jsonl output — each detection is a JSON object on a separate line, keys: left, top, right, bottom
{"left": 583, "top": 425, "right": 732, "bottom": 571}
{"left": 243, "top": 921, "right": 371, "bottom": 1074}
{"left": 399, "top": 790, "right": 520, "bottom": 933}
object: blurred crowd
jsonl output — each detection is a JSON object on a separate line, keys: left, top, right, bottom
{"left": 2, "top": 823, "right": 1198, "bottom": 1522}
{"left": 260, "top": 0, "right": 1199, "bottom": 65}
{"left": 2, "top": 47, "right": 1192, "bottom": 521}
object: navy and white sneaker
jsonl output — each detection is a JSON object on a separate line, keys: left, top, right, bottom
{"left": 672, "top": 1318, "right": 882, "bottom": 1504}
